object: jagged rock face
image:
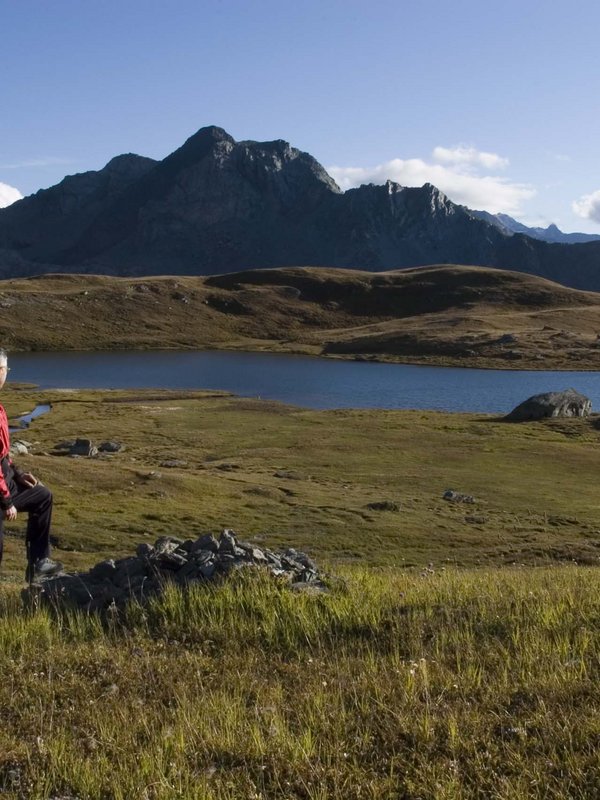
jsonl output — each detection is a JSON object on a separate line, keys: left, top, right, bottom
{"left": 505, "top": 389, "right": 592, "bottom": 421}
{"left": 1, "top": 125, "right": 600, "bottom": 289}
{"left": 43, "top": 127, "right": 345, "bottom": 274}
{"left": 0, "top": 153, "right": 156, "bottom": 263}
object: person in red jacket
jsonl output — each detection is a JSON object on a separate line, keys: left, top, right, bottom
{"left": 0, "top": 349, "right": 62, "bottom": 582}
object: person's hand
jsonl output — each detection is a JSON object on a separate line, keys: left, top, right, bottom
{"left": 4, "top": 505, "right": 17, "bottom": 521}
{"left": 18, "top": 473, "right": 38, "bottom": 488}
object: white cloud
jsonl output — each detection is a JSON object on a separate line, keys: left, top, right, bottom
{"left": 327, "top": 148, "right": 534, "bottom": 216}
{"left": 432, "top": 145, "right": 509, "bottom": 170}
{"left": 572, "top": 190, "right": 600, "bottom": 225}
{"left": 0, "top": 182, "right": 23, "bottom": 208}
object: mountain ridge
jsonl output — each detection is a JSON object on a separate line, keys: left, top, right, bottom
{"left": 1, "top": 125, "right": 600, "bottom": 289}
{"left": 470, "top": 209, "right": 600, "bottom": 244}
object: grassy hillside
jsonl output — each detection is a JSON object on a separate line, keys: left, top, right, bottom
{"left": 2, "top": 265, "right": 600, "bottom": 368}
{"left": 2, "top": 385, "right": 600, "bottom": 577}
{"left": 1, "top": 389, "right": 599, "bottom": 797}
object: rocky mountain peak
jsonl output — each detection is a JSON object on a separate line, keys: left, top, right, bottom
{"left": 1, "top": 126, "right": 600, "bottom": 288}
{"left": 384, "top": 179, "right": 405, "bottom": 194}
{"left": 423, "top": 182, "right": 449, "bottom": 201}
{"left": 103, "top": 153, "right": 157, "bottom": 174}
{"left": 182, "top": 124, "right": 235, "bottom": 149}
{"left": 160, "top": 125, "right": 236, "bottom": 172}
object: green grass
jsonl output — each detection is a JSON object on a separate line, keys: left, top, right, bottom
{"left": 2, "top": 387, "right": 600, "bottom": 797}
{"left": 3, "top": 385, "right": 600, "bottom": 575}
{"left": 1, "top": 567, "right": 600, "bottom": 798}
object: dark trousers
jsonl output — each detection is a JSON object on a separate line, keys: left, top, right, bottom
{"left": 0, "top": 479, "right": 52, "bottom": 567}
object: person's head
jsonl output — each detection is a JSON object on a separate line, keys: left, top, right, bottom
{"left": 0, "top": 348, "right": 9, "bottom": 391}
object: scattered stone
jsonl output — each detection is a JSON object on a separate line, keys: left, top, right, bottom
{"left": 192, "top": 533, "right": 219, "bottom": 552}
{"left": 282, "top": 547, "right": 317, "bottom": 571}
{"left": 443, "top": 489, "right": 475, "bottom": 504}
{"left": 70, "top": 438, "right": 98, "bottom": 457}
{"left": 98, "top": 441, "right": 124, "bottom": 453}
{"left": 505, "top": 389, "right": 591, "bottom": 421}
{"left": 495, "top": 333, "right": 518, "bottom": 346}
{"left": 366, "top": 500, "right": 400, "bottom": 512}
{"left": 159, "top": 459, "right": 188, "bottom": 468}
{"left": 89, "top": 559, "right": 116, "bottom": 579}
{"left": 24, "top": 529, "right": 326, "bottom": 612}
{"left": 53, "top": 438, "right": 98, "bottom": 457}
{"left": 274, "top": 470, "right": 305, "bottom": 480}
{"left": 9, "top": 440, "right": 29, "bottom": 456}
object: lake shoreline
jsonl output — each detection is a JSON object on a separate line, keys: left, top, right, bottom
{"left": 7, "top": 341, "right": 600, "bottom": 373}
{"left": 7, "top": 349, "right": 600, "bottom": 414}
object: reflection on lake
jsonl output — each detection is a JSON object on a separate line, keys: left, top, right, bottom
{"left": 9, "top": 350, "right": 600, "bottom": 414}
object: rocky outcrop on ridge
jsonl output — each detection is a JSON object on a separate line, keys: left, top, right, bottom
{"left": 2, "top": 125, "right": 600, "bottom": 290}
{"left": 23, "top": 529, "right": 325, "bottom": 612}
{"left": 505, "top": 389, "right": 592, "bottom": 421}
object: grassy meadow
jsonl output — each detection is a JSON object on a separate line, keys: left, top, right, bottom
{"left": 1, "top": 384, "right": 600, "bottom": 797}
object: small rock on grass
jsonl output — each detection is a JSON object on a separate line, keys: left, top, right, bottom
{"left": 366, "top": 500, "right": 400, "bottom": 512}
{"left": 443, "top": 489, "right": 475, "bottom": 504}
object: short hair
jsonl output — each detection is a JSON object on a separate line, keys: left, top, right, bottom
{"left": 0, "top": 348, "right": 6, "bottom": 363}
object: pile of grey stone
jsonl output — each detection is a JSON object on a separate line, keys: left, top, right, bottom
{"left": 52, "top": 439, "right": 124, "bottom": 457}
{"left": 24, "top": 529, "right": 325, "bottom": 612}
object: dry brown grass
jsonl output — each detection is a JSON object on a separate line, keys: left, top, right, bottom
{"left": 2, "top": 265, "right": 600, "bottom": 368}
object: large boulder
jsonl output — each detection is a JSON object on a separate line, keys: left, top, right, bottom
{"left": 505, "top": 388, "right": 591, "bottom": 421}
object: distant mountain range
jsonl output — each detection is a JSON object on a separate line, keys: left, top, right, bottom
{"left": 1, "top": 125, "right": 600, "bottom": 290}
{"left": 469, "top": 210, "right": 600, "bottom": 244}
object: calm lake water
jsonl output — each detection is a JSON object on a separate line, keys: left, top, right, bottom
{"left": 8, "top": 350, "right": 600, "bottom": 414}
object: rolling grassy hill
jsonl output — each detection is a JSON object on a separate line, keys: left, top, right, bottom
{"left": 2, "top": 264, "right": 600, "bottom": 369}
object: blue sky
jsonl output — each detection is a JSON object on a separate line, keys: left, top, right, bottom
{"left": 2, "top": 0, "right": 600, "bottom": 231}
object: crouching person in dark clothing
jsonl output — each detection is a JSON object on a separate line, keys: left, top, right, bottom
{"left": 0, "top": 349, "right": 62, "bottom": 582}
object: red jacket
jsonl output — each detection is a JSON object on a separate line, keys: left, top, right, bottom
{"left": 0, "top": 404, "right": 15, "bottom": 509}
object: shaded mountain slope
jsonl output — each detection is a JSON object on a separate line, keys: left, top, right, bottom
{"left": 1, "top": 127, "right": 600, "bottom": 289}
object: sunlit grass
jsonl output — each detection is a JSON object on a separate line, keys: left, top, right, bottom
{"left": 0, "top": 567, "right": 599, "bottom": 797}
{"left": 4, "top": 387, "right": 600, "bottom": 576}
{"left": 2, "top": 389, "right": 600, "bottom": 796}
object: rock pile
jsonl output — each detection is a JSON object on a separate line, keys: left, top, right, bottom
{"left": 52, "top": 438, "right": 124, "bottom": 457}
{"left": 24, "top": 529, "right": 325, "bottom": 612}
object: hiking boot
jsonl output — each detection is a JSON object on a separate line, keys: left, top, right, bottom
{"left": 25, "top": 557, "right": 64, "bottom": 583}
